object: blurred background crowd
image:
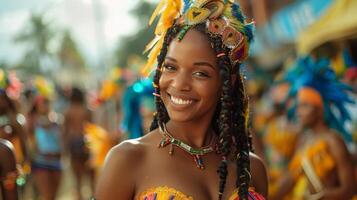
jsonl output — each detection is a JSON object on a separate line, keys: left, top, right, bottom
{"left": 0, "top": 0, "right": 357, "bottom": 199}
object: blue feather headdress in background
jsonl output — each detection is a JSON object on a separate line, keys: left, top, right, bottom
{"left": 284, "top": 56, "right": 355, "bottom": 141}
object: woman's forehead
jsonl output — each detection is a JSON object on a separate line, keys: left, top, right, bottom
{"left": 166, "top": 29, "right": 217, "bottom": 64}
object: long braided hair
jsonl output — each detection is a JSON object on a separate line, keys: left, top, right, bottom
{"left": 149, "top": 23, "right": 252, "bottom": 200}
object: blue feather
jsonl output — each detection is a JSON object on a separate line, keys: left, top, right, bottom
{"left": 183, "top": 0, "right": 192, "bottom": 13}
{"left": 244, "top": 23, "right": 254, "bottom": 42}
{"left": 231, "top": 3, "right": 245, "bottom": 23}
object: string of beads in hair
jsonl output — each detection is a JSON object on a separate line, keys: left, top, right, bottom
{"left": 231, "top": 62, "right": 251, "bottom": 200}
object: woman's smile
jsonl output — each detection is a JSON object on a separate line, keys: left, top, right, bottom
{"left": 170, "top": 95, "right": 193, "bottom": 105}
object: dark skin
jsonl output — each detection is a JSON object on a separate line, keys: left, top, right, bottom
{"left": 271, "top": 101, "right": 356, "bottom": 200}
{"left": 0, "top": 139, "right": 18, "bottom": 200}
{"left": 63, "top": 99, "right": 94, "bottom": 199}
{"left": 0, "top": 94, "right": 28, "bottom": 164}
{"left": 95, "top": 29, "right": 268, "bottom": 199}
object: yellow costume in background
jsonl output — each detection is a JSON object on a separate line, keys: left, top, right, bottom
{"left": 288, "top": 139, "right": 335, "bottom": 200}
{"left": 84, "top": 123, "right": 115, "bottom": 172}
{"left": 264, "top": 116, "right": 298, "bottom": 197}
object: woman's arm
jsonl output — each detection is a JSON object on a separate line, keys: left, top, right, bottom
{"left": 321, "top": 133, "right": 356, "bottom": 199}
{"left": 250, "top": 153, "right": 268, "bottom": 198}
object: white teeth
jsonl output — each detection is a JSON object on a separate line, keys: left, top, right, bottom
{"left": 170, "top": 95, "right": 193, "bottom": 105}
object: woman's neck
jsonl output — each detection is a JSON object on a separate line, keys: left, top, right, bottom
{"left": 311, "top": 120, "right": 328, "bottom": 134}
{"left": 165, "top": 119, "right": 215, "bottom": 148}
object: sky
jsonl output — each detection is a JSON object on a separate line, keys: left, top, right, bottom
{"left": 0, "top": 0, "right": 152, "bottom": 67}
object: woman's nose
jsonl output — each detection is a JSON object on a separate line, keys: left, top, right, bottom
{"left": 171, "top": 71, "right": 191, "bottom": 91}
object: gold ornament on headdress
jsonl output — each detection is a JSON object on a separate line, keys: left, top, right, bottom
{"left": 143, "top": 0, "right": 254, "bottom": 76}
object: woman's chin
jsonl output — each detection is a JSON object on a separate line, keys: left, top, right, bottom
{"left": 167, "top": 112, "right": 194, "bottom": 123}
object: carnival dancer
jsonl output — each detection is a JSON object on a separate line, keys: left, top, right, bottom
{"left": 260, "top": 83, "right": 300, "bottom": 198}
{"left": 26, "top": 77, "right": 62, "bottom": 200}
{"left": 95, "top": 0, "right": 267, "bottom": 199}
{"left": 0, "top": 69, "right": 29, "bottom": 169}
{"left": 0, "top": 138, "right": 18, "bottom": 200}
{"left": 271, "top": 57, "right": 356, "bottom": 200}
{"left": 64, "top": 87, "right": 94, "bottom": 200}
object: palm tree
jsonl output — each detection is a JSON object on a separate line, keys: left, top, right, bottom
{"left": 14, "top": 13, "right": 56, "bottom": 75}
{"left": 58, "top": 30, "right": 86, "bottom": 70}
{"left": 56, "top": 30, "right": 90, "bottom": 87}
{"left": 114, "top": 1, "right": 156, "bottom": 67}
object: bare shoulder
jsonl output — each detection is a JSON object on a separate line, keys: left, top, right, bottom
{"left": 95, "top": 130, "right": 159, "bottom": 200}
{"left": 249, "top": 152, "right": 268, "bottom": 197}
{"left": 323, "top": 130, "right": 352, "bottom": 163}
{"left": 324, "top": 130, "right": 347, "bottom": 148}
{"left": 105, "top": 128, "right": 159, "bottom": 163}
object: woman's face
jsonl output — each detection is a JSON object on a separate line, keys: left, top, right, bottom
{"left": 159, "top": 29, "right": 221, "bottom": 123}
{"left": 296, "top": 102, "right": 321, "bottom": 128}
{"left": 37, "top": 99, "right": 50, "bottom": 114}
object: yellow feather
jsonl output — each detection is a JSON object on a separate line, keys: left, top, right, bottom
{"left": 144, "top": 35, "right": 161, "bottom": 53}
{"left": 149, "top": 0, "right": 167, "bottom": 25}
{"left": 142, "top": 37, "right": 164, "bottom": 76}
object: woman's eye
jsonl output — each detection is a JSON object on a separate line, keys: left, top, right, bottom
{"left": 193, "top": 71, "right": 209, "bottom": 78}
{"left": 162, "top": 64, "right": 176, "bottom": 72}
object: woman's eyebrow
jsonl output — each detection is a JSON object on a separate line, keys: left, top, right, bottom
{"left": 165, "top": 56, "right": 215, "bottom": 70}
{"left": 194, "top": 62, "right": 215, "bottom": 70}
{"left": 165, "top": 56, "right": 177, "bottom": 62}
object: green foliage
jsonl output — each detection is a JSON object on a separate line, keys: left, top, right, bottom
{"left": 14, "top": 13, "right": 55, "bottom": 75}
{"left": 58, "top": 30, "right": 86, "bottom": 70}
{"left": 114, "top": 1, "right": 157, "bottom": 68}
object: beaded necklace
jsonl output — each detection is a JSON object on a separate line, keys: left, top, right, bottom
{"left": 158, "top": 123, "right": 218, "bottom": 170}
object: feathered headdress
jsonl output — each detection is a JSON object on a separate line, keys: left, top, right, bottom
{"left": 143, "top": 0, "right": 254, "bottom": 75}
{"left": 0, "top": 69, "right": 23, "bottom": 99}
{"left": 0, "top": 69, "right": 9, "bottom": 92}
{"left": 33, "top": 76, "right": 55, "bottom": 100}
{"left": 284, "top": 56, "right": 354, "bottom": 141}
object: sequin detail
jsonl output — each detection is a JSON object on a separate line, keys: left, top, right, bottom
{"left": 137, "top": 186, "right": 265, "bottom": 200}
{"left": 137, "top": 186, "right": 193, "bottom": 200}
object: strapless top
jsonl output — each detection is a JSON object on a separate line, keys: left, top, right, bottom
{"left": 137, "top": 186, "right": 265, "bottom": 200}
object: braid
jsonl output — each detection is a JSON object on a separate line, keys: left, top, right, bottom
{"left": 209, "top": 31, "right": 251, "bottom": 199}
{"left": 231, "top": 63, "right": 251, "bottom": 200}
{"left": 209, "top": 36, "right": 233, "bottom": 200}
{"left": 149, "top": 25, "right": 181, "bottom": 131}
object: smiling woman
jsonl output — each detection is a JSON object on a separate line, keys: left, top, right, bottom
{"left": 159, "top": 28, "right": 221, "bottom": 124}
{"left": 94, "top": 0, "right": 268, "bottom": 200}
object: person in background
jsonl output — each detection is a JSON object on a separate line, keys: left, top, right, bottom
{"left": 0, "top": 69, "right": 29, "bottom": 176}
{"left": 0, "top": 138, "right": 18, "bottom": 200}
{"left": 121, "top": 79, "right": 154, "bottom": 139}
{"left": 260, "top": 83, "right": 300, "bottom": 198}
{"left": 271, "top": 57, "right": 356, "bottom": 200}
{"left": 63, "top": 87, "right": 94, "bottom": 200}
{"left": 27, "top": 96, "right": 62, "bottom": 200}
